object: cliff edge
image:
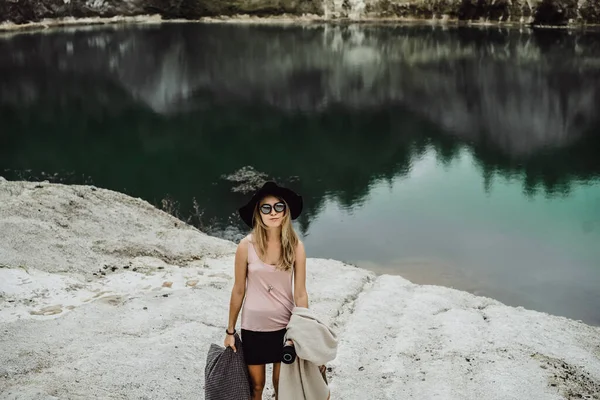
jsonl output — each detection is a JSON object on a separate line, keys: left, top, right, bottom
{"left": 1, "top": 0, "right": 599, "bottom": 28}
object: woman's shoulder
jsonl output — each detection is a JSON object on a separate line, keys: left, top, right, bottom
{"left": 238, "top": 234, "right": 252, "bottom": 244}
{"left": 234, "top": 236, "right": 251, "bottom": 264}
{"left": 236, "top": 235, "right": 251, "bottom": 251}
{"left": 295, "top": 238, "right": 305, "bottom": 254}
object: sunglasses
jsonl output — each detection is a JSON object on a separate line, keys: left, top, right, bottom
{"left": 259, "top": 202, "right": 286, "bottom": 215}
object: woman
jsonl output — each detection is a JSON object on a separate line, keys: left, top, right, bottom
{"left": 223, "top": 181, "right": 322, "bottom": 400}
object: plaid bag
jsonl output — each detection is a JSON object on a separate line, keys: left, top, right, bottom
{"left": 205, "top": 332, "right": 252, "bottom": 400}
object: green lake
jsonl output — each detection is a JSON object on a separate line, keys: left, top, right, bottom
{"left": 1, "top": 22, "right": 599, "bottom": 324}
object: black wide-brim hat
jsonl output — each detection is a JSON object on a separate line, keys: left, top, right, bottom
{"left": 238, "top": 181, "right": 303, "bottom": 228}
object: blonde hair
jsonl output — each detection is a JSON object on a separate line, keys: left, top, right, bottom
{"left": 251, "top": 198, "right": 299, "bottom": 272}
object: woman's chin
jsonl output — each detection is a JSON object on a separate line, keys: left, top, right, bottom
{"left": 265, "top": 221, "right": 282, "bottom": 228}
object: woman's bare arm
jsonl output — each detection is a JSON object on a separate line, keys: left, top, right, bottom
{"left": 227, "top": 238, "right": 248, "bottom": 332}
{"left": 293, "top": 240, "right": 309, "bottom": 308}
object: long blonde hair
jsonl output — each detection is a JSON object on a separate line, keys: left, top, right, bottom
{"left": 252, "top": 198, "right": 299, "bottom": 272}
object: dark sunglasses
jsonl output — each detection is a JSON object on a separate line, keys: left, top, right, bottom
{"left": 259, "top": 202, "right": 286, "bottom": 215}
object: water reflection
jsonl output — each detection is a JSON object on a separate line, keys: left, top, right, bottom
{"left": 1, "top": 23, "right": 599, "bottom": 323}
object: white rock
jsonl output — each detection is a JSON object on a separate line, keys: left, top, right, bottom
{"left": 1, "top": 179, "right": 599, "bottom": 399}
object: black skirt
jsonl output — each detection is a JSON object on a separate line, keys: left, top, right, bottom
{"left": 241, "top": 328, "right": 287, "bottom": 365}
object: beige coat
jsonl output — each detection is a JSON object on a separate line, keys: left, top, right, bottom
{"left": 279, "top": 307, "right": 338, "bottom": 400}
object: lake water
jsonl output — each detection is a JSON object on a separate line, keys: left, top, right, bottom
{"left": 1, "top": 22, "right": 599, "bottom": 325}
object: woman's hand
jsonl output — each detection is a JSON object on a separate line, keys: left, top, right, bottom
{"left": 224, "top": 334, "right": 237, "bottom": 352}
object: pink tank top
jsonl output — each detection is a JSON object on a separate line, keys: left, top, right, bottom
{"left": 241, "top": 235, "right": 295, "bottom": 332}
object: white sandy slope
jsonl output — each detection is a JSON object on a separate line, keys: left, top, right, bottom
{"left": 1, "top": 178, "right": 599, "bottom": 399}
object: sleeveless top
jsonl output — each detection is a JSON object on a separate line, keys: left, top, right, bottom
{"left": 241, "top": 235, "right": 295, "bottom": 332}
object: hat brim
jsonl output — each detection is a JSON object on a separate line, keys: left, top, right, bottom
{"left": 238, "top": 181, "right": 303, "bottom": 228}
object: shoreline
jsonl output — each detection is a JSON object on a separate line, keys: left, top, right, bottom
{"left": 1, "top": 13, "right": 600, "bottom": 36}
{"left": 0, "top": 14, "right": 163, "bottom": 35}
{"left": 1, "top": 178, "right": 599, "bottom": 398}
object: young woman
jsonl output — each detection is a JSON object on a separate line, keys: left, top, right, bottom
{"left": 223, "top": 181, "right": 322, "bottom": 400}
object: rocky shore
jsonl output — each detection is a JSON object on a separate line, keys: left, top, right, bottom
{"left": 1, "top": 178, "right": 599, "bottom": 399}
{"left": 1, "top": 0, "right": 600, "bottom": 31}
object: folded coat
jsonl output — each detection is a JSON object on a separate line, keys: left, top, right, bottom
{"left": 279, "top": 307, "right": 338, "bottom": 400}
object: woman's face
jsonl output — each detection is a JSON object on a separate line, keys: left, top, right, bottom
{"left": 259, "top": 195, "right": 287, "bottom": 228}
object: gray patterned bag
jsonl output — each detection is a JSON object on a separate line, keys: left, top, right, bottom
{"left": 204, "top": 332, "right": 252, "bottom": 400}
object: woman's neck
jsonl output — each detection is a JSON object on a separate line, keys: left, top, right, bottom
{"left": 266, "top": 227, "right": 281, "bottom": 243}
